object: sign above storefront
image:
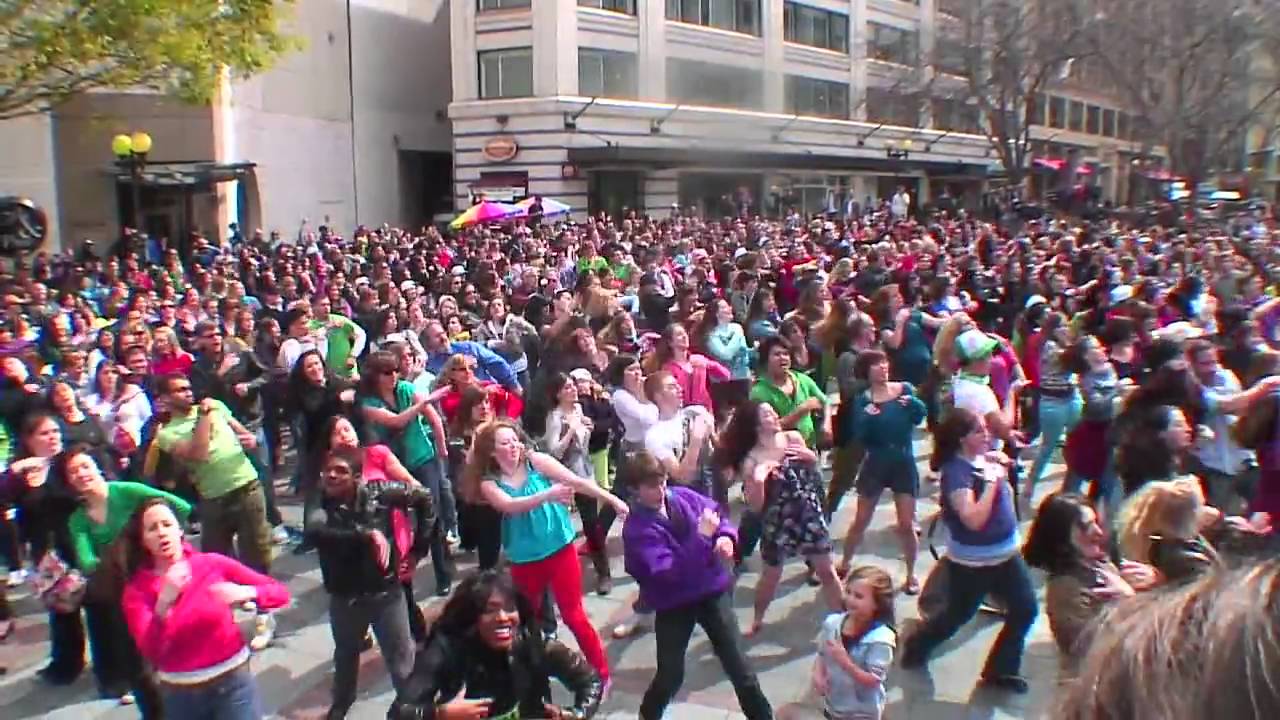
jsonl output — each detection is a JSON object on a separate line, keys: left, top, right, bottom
{"left": 482, "top": 135, "right": 519, "bottom": 163}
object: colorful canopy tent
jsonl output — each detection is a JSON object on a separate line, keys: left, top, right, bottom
{"left": 449, "top": 200, "right": 524, "bottom": 229}
{"left": 515, "top": 197, "right": 572, "bottom": 217}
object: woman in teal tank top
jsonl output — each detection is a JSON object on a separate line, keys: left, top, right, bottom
{"left": 463, "top": 420, "right": 628, "bottom": 686}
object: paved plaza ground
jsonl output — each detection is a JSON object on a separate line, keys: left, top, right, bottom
{"left": 0, "top": 442, "right": 1064, "bottom": 719}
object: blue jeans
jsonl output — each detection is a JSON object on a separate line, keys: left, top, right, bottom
{"left": 1064, "top": 458, "right": 1122, "bottom": 523}
{"left": 411, "top": 461, "right": 454, "bottom": 590}
{"left": 904, "top": 556, "right": 1038, "bottom": 677}
{"left": 160, "top": 664, "right": 263, "bottom": 720}
{"left": 1028, "top": 393, "right": 1082, "bottom": 489}
{"left": 246, "top": 426, "right": 282, "bottom": 527}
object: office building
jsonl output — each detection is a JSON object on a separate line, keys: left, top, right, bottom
{"left": 450, "top": 0, "right": 1001, "bottom": 218}
{"left": 0, "top": 0, "right": 453, "bottom": 252}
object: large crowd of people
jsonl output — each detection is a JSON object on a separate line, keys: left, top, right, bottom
{"left": 1, "top": 192, "right": 1280, "bottom": 720}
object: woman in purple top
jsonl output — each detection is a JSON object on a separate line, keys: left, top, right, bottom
{"left": 621, "top": 451, "right": 773, "bottom": 720}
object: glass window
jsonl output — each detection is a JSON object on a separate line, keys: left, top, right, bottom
{"left": 867, "top": 22, "right": 919, "bottom": 66}
{"left": 784, "top": 2, "right": 848, "bottom": 53}
{"left": 478, "top": 0, "right": 530, "bottom": 10}
{"left": 1048, "top": 96, "right": 1066, "bottom": 129}
{"left": 1102, "top": 108, "right": 1116, "bottom": 137}
{"left": 866, "top": 87, "right": 919, "bottom": 127}
{"left": 478, "top": 48, "right": 533, "bottom": 99}
{"left": 933, "top": 34, "right": 969, "bottom": 77}
{"left": 578, "top": 0, "right": 636, "bottom": 12}
{"left": 1086, "top": 105, "right": 1100, "bottom": 135}
{"left": 1068, "top": 100, "right": 1084, "bottom": 131}
{"left": 578, "top": 49, "right": 638, "bottom": 99}
{"left": 1117, "top": 112, "right": 1130, "bottom": 140}
{"left": 709, "top": 0, "right": 735, "bottom": 29}
{"left": 668, "top": 0, "right": 761, "bottom": 35}
{"left": 668, "top": 58, "right": 763, "bottom": 110}
{"left": 1027, "top": 93, "right": 1045, "bottom": 126}
{"left": 932, "top": 97, "right": 980, "bottom": 133}
{"left": 785, "top": 75, "right": 850, "bottom": 119}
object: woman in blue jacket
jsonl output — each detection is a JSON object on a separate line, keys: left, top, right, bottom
{"left": 621, "top": 451, "right": 773, "bottom": 720}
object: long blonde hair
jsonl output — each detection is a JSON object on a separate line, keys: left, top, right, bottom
{"left": 432, "top": 353, "right": 472, "bottom": 391}
{"left": 1117, "top": 477, "right": 1205, "bottom": 565}
{"left": 460, "top": 419, "right": 530, "bottom": 505}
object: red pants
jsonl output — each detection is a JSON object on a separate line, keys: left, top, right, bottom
{"left": 509, "top": 542, "right": 610, "bottom": 680}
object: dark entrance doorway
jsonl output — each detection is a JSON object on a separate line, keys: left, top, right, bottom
{"left": 677, "top": 172, "right": 763, "bottom": 218}
{"left": 588, "top": 171, "right": 643, "bottom": 221}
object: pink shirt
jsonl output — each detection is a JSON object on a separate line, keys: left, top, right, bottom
{"left": 362, "top": 444, "right": 394, "bottom": 483}
{"left": 363, "top": 444, "right": 414, "bottom": 580}
{"left": 664, "top": 354, "right": 730, "bottom": 413}
{"left": 122, "top": 548, "right": 291, "bottom": 674}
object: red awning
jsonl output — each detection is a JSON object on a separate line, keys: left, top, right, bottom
{"left": 1033, "top": 157, "right": 1093, "bottom": 175}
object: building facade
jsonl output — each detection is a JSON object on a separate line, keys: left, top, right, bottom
{"left": 449, "top": 0, "right": 1000, "bottom": 219}
{"left": 0, "top": 0, "right": 453, "bottom": 252}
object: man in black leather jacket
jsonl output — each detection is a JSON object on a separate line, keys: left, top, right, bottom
{"left": 307, "top": 447, "right": 435, "bottom": 720}
{"left": 392, "top": 570, "right": 602, "bottom": 720}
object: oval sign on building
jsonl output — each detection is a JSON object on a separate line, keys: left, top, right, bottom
{"left": 482, "top": 135, "right": 519, "bottom": 163}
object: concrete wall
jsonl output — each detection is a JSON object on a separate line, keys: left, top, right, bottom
{"left": 0, "top": 114, "right": 60, "bottom": 251}
{"left": 52, "top": 93, "right": 216, "bottom": 245}
{"left": 228, "top": 0, "right": 357, "bottom": 235}
{"left": 349, "top": 0, "right": 453, "bottom": 226}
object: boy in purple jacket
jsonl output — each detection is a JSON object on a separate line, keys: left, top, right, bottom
{"left": 621, "top": 450, "right": 774, "bottom": 720}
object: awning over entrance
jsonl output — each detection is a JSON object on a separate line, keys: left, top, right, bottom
{"left": 1033, "top": 157, "right": 1093, "bottom": 175}
{"left": 110, "top": 161, "right": 256, "bottom": 188}
{"left": 566, "top": 147, "right": 990, "bottom": 177}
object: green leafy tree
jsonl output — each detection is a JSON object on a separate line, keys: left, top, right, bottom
{"left": 0, "top": 0, "right": 298, "bottom": 120}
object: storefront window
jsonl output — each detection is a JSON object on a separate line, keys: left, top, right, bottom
{"left": 589, "top": 171, "right": 643, "bottom": 220}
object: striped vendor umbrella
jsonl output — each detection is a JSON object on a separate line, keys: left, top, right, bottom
{"left": 449, "top": 200, "right": 524, "bottom": 230}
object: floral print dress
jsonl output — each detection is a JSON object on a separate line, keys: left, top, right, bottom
{"left": 760, "top": 457, "right": 831, "bottom": 566}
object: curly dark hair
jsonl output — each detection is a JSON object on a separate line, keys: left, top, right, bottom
{"left": 1022, "top": 492, "right": 1094, "bottom": 575}
{"left": 430, "top": 568, "right": 536, "bottom": 643}
{"left": 712, "top": 399, "right": 767, "bottom": 473}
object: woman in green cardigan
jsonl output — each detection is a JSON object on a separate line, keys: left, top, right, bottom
{"left": 62, "top": 443, "right": 190, "bottom": 716}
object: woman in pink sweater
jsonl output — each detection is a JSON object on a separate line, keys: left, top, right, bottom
{"left": 644, "top": 324, "right": 730, "bottom": 415}
{"left": 120, "top": 498, "right": 291, "bottom": 719}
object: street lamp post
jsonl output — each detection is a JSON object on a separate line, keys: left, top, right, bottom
{"left": 111, "top": 131, "right": 153, "bottom": 234}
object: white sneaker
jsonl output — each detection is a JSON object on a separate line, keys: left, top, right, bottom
{"left": 270, "top": 525, "right": 291, "bottom": 545}
{"left": 445, "top": 531, "right": 461, "bottom": 550}
{"left": 5, "top": 569, "right": 27, "bottom": 587}
{"left": 611, "top": 613, "right": 653, "bottom": 639}
{"left": 118, "top": 692, "right": 136, "bottom": 706}
{"left": 250, "top": 613, "right": 276, "bottom": 651}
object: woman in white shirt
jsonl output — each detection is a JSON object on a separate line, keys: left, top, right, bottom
{"left": 82, "top": 361, "right": 152, "bottom": 474}
{"left": 601, "top": 353, "right": 660, "bottom": 637}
